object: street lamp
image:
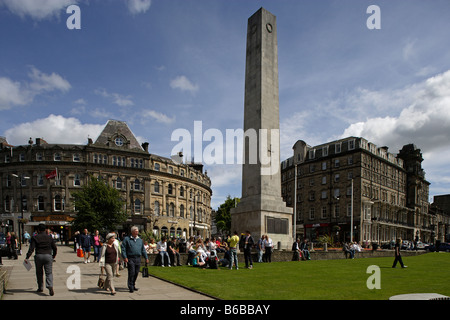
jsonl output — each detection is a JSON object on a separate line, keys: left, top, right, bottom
{"left": 350, "top": 178, "right": 354, "bottom": 243}
{"left": 11, "top": 173, "right": 30, "bottom": 251}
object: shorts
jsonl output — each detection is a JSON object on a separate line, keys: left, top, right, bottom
{"left": 82, "top": 246, "right": 91, "bottom": 253}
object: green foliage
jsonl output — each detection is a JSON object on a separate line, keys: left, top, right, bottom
{"left": 214, "top": 195, "right": 240, "bottom": 235}
{"left": 71, "top": 176, "right": 127, "bottom": 233}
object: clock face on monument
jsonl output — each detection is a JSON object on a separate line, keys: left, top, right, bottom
{"left": 266, "top": 23, "right": 273, "bottom": 33}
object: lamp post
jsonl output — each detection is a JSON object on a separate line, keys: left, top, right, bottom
{"left": 12, "top": 173, "right": 30, "bottom": 251}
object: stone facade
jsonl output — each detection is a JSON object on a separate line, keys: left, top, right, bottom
{"left": 281, "top": 137, "right": 442, "bottom": 245}
{"left": 0, "top": 120, "right": 212, "bottom": 241}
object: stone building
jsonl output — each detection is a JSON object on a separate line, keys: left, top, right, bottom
{"left": 281, "top": 136, "right": 440, "bottom": 246}
{"left": 0, "top": 120, "right": 212, "bottom": 242}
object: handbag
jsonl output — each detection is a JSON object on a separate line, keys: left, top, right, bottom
{"left": 77, "top": 248, "right": 84, "bottom": 258}
{"left": 142, "top": 263, "right": 149, "bottom": 278}
{"left": 97, "top": 275, "right": 105, "bottom": 289}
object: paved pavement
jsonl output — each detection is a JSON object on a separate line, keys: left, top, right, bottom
{"left": 1, "top": 244, "right": 214, "bottom": 301}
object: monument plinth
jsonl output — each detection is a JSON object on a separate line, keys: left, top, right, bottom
{"left": 231, "top": 8, "right": 293, "bottom": 249}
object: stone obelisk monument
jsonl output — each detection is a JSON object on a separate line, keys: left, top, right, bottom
{"left": 231, "top": 8, "right": 292, "bottom": 249}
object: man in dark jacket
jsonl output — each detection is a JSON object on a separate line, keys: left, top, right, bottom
{"left": 79, "top": 229, "right": 92, "bottom": 263}
{"left": 243, "top": 230, "right": 255, "bottom": 269}
{"left": 25, "top": 224, "right": 57, "bottom": 296}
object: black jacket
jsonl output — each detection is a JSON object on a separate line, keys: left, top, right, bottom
{"left": 26, "top": 232, "right": 57, "bottom": 259}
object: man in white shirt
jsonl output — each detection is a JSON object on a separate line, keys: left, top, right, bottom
{"left": 157, "top": 237, "right": 171, "bottom": 267}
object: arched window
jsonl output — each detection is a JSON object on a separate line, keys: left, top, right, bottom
{"left": 169, "top": 202, "right": 174, "bottom": 217}
{"left": 180, "top": 186, "right": 185, "bottom": 197}
{"left": 154, "top": 181, "right": 160, "bottom": 193}
{"left": 180, "top": 204, "right": 185, "bottom": 218}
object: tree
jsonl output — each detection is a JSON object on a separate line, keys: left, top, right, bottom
{"left": 72, "top": 176, "right": 127, "bottom": 233}
{"left": 214, "top": 195, "right": 240, "bottom": 236}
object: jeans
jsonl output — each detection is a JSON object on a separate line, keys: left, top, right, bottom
{"left": 229, "top": 248, "right": 238, "bottom": 269}
{"left": 35, "top": 254, "right": 53, "bottom": 289}
{"left": 258, "top": 250, "right": 263, "bottom": 262}
{"left": 159, "top": 251, "right": 170, "bottom": 266}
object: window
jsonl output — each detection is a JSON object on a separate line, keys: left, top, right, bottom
{"left": 54, "top": 195, "right": 64, "bottom": 211}
{"left": 322, "top": 146, "right": 328, "bottom": 157}
{"left": 154, "top": 181, "right": 160, "bottom": 193}
{"left": 19, "top": 153, "right": 25, "bottom": 162}
{"left": 37, "top": 174, "right": 44, "bottom": 186}
{"left": 334, "top": 159, "right": 340, "bottom": 168}
{"left": 180, "top": 204, "right": 185, "bottom": 218}
{"left": 321, "top": 206, "right": 327, "bottom": 219}
{"left": 134, "top": 199, "right": 141, "bottom": 214}
{"left": 74, "top": 174, "right": 81, "bottom": 186}
{"left": 168, "top": 166, "right": 173, "bottom": 174}
{"left": 113, "top": 156, "right": 117, "bottom": 166}
{"left": 180, "top": 169, "right": 185, "bottom": 177}
{"left": 36, "top": 153, "right": 43, "bottom": 161}
{"left": 116, "top": 177, "right": 122, "bottom": 189}
{"left": 321, "top": 191, "right": 327, "bottom": 199}
{"left": 334, "top": 188, "right": 340, "bottom": 198}
{"left": 309, "top": 149, "right": 315, "bottom": 159}
{"left": 335, "top": 143, "right": 342, "bottom": 153}
{"left": 180, "top": 186, "right": 185, "bottom": 197}
{"left": 115, "top": 137, "right": 124, "bottom": 147}
{"left": 334, "top": 174, "right": 340, "bottom": 182}
{"left": 4, "top": 196, "right": 10, "bottom": 211}
{"left": 322, "top": 176, "right": 327, "bottom": 184}
{"left": 309, "top": 207, "right": 315, "bottom": 220}
{"left": 73, "top": 153, "right": 80, "bottom": 162}
{"left": 154, "top": 201, "right": 160, "bottom": 215}
{"left": 168, "top": 184, "right": 173, "bottom": 195}
{"left": 154, "top": 163, "right": 160, "bottom": 171}
{"left": 38, "top": 196, "right": 45, "bottom": 211}
{"left": 134, "top": 179, "right": 141, "bottom": 191}
{"left": 54, "top": 153, "right": 61, "bottom": 161}
{"left": 169, "top": 203, "right": 174, "bottom": 217}
{"left": 348, "top": 139, "right": 355, "bottom": 150}
{"left": 322, "top": 162, "right": 327, "bottom": 170}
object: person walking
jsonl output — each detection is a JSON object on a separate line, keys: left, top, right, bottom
{"left": 92, "top": 230, "right": 103, "bottom": 263}
{"left": 24, "top": 224, "right": 57, "bottom": 296}
{"left": 227, "top": 231, "right": 240, "bottom": 270}
{"left": 79, "top": 229, "right": 92, "bottom": 263}
{"left": 243, "top": 230, "right": 254, "bottom": 269}
{"left": 121, "top": 226, "right": 149, "bottom": 293}
{"left": 99, "top": 233, "right": 119, "bottom": 295}
{"left": 392, "top": 238, "right": 407, "bottom": 268}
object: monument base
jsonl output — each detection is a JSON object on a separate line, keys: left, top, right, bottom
{"left": 231, "top": 197, "right": 293, "bottom": 250}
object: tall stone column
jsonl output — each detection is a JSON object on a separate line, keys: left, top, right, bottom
{"left": 231, "top": 8, "right": 292, "bottom": 249}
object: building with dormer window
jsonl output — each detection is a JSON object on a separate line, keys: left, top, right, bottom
{"left": 0, "top": 120, "right": 212, "bottom": 242}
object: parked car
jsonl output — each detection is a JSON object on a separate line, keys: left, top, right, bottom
{"left": 426, "top": 242, "right": 450, "bottom": 252}
{"left": 415, "top": 241, "right": 427, "bottom": 249}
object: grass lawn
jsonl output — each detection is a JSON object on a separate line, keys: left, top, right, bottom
{"left": 146, "top": 252, "right": 450, "bottom": 300}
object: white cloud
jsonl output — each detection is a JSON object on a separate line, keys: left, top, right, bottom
{"left": 4, "top": 114, "right": 104, "bottom": 145}
{"left": 0, "top": 67, "right": 71, "bottom": 110}
{"left": 126, "top": 0, "right": 151, "bottom": 15}
{"left": 142, "top": 109, "right": 175, "bottom": 124}
{"left": 95, "top": 88, "right": 134, "bottom": 107}
{"left": 0, "top": 77, "right": 31, "bottom": 110}
{"left": 0, "top": 0, "right": 77, "bottom": 20}
{"left": 340, "top": 70, "right": 450, "bottom": 153}
{"left": 170, "top": 75, "right": 199, "bottom": 93}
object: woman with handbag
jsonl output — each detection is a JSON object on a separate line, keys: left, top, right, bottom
{"left": 98, "top": 233, "right": 119, "bottom": 295}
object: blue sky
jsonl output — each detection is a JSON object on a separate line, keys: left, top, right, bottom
{"left": 1, "top": 0, "right": 450, "bottom": 210}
